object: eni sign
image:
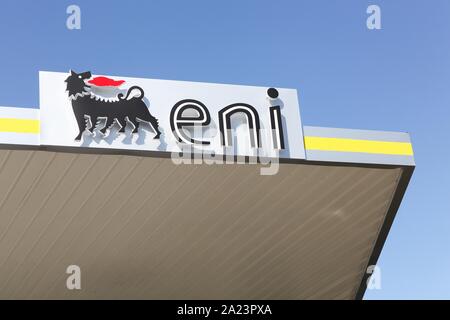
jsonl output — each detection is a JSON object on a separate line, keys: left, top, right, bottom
{"left": 39, "top": 71, "right": 305, "bottom": 160}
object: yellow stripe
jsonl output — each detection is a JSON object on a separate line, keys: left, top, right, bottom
{"left": 0, "top": 118, "right": 40, "bottom": 134}
{"left": 305, "top": 136, "right": 413, "bottom": 156}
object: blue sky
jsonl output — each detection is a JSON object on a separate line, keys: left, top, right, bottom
{"left": 0, "top": 0, "right": 449, "bottom": 299}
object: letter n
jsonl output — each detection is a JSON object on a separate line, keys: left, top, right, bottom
{"left": 219, "top": 103, "right": 261, "bottom": 149}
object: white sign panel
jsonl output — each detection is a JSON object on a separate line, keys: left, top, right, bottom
{"left": 39, "top": 71, "right": 305, "bottom": 159}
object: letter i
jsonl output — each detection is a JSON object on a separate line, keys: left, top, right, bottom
{"left": 267, "top": 88, "right": 285, "bottom": 150}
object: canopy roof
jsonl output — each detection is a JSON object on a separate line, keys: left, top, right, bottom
{"left": 0, "top": 112, "right": 414, "bottom": 299}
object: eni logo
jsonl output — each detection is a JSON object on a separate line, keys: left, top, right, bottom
{"left": 169, "top": 87, "right": 285, "bottom": 151}
{"left": 65, "top": 70, "right": 161, "bottom": 141}
{"left": 65, "top": 70, "right": 285, "bottom": 152}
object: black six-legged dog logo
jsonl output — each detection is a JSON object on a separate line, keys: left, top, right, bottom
{"left": 65, "top": 70, "right": 161, "bottom": 141}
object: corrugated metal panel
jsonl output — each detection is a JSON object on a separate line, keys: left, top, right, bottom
{"left": 0, "top": 149, "right": 402, "bottom": 299}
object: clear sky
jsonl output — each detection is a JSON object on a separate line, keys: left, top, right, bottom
{"left": 0, "top": 0, "right": 448, "bottom": 299}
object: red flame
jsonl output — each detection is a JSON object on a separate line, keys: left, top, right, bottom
{"left": 88, "top": 76, "right": 125, "bottom": 87}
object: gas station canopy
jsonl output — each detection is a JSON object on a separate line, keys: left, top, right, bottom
{"left": 0, "top": 72, "right": 414, "bottom": 299}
